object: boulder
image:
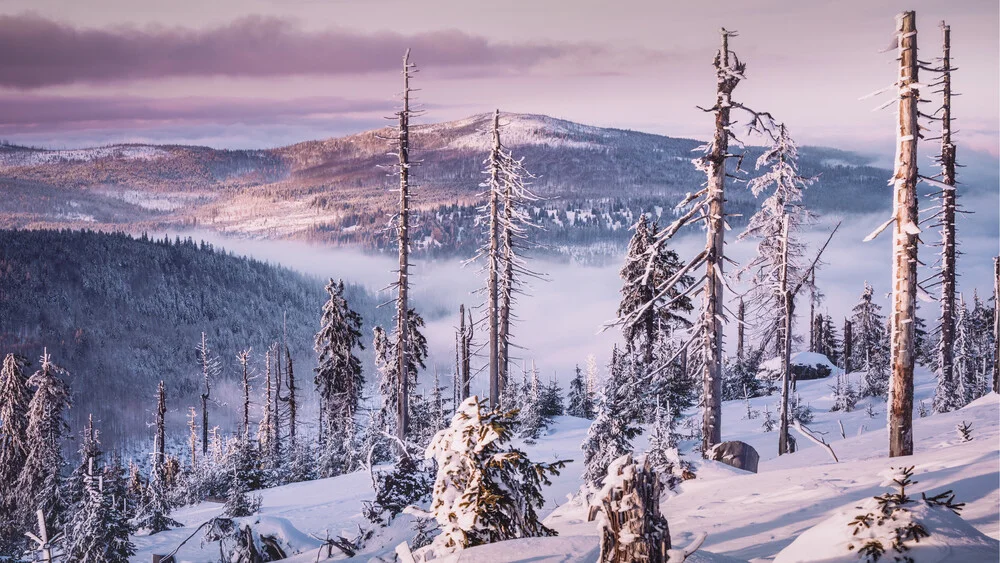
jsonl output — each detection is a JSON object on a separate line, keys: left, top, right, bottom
{"left": 707, "top": 441, "right": 760, "bottom": 474}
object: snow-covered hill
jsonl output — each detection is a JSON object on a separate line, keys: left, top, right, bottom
{"left": 131, "top": 366, "right": 1000, "bottom": 562}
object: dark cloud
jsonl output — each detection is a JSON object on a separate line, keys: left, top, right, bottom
{"left": 0, "top": 94, "right": 389, "bottom": 130}
{"left": 0, "top": 14, "right": 601, "bottom": 88}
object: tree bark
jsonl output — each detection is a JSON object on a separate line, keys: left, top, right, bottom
{"left": 701, "top": 29, "right": 734, "bottom": 454}
{"left": 844, "top": 319, "right": 853, "bottom": 373}
{"left": 889, "top": 11, "right": 919, "bottom": 458}
{"left": 286, "top": 349, "right": 296, "bottom": 449}
{"left": 155, "top": 380, "right": 166, "bottom": 469}
{"left": 778, "top": 217, "right": 794, "bottom": 455}
{"left": 459, "top": 304, "right": 472, "bottom": 400}
{"left": 736, "top": 297, "right": 745, "bottom": 363}
{"left": 396, "top": 50, "right": 414, "bottom": 441}
{"left": 935, "top": 21, "right": 958, "bottom": 412}
{"left": 487, "top": 109, "right": 502, "bottom": 408}
{"left": 994, "top": 256, "right": 999, "bottom": 393}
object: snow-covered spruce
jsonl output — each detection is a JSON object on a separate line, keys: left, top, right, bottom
{"left": 416, "top": 396, "right": 567, "bottom": 557}
{"left": 582, "top": 346, "right": 642, "bottom": 489}
{"left": 314, "top": 278, "right": 366, "bottom": 478}
{"left": 64, "top": 458, "right": 135, "bottom": 563}
{"left": 848, "top": 283, "right": 891, "bottom": 398}
{"left": 567, "top": 364, "right": 596, "bottom": 419}
{"left": 0, "top": 353, "right": 30, "bottom": 549}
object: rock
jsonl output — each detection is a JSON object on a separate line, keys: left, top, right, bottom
{"left": 708, "top": 441, "right": 760, "bottom": 474}
{"left": 792, "top": 362, "right": 832, "bottom": 381}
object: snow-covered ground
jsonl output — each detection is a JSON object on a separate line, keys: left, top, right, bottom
{"left": 131, "top": 366, "right": 1000, "bottom": 562}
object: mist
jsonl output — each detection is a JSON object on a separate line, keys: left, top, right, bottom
{"left": 163, "top": 178, "right": 995, "bottom": 400}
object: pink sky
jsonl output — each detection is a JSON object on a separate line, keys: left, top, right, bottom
{"left": 0, "top": 0, "right": 996, "bottom": 157}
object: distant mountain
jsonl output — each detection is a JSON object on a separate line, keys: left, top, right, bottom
{"left": 0, "top": 229, "right": 390, "bottom": 447}
{"left": 0, "top": 114, "right": 898, "bottom": 258}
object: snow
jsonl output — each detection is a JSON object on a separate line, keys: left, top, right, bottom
{"left": 0, "top": 145, "right": 168, "bottom": 167}
{"left": 130, "top": 368, "right": 999, "bottom": 562}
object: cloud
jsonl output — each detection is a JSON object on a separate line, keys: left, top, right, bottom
{"left": 0, "top": 94, "right": 389, "bottom": 131}
{"left": 0, "top": 14, "right": 606, "bottom": 88}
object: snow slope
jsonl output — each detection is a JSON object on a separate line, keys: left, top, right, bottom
{"left": 131, "top": 367, "right": 1000, "bottom": 562}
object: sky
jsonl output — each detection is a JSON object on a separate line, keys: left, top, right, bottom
{"left": 0, "top": 0, "right": 996, "bottom": 157}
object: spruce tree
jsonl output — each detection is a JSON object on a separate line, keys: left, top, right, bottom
{"left": 518, "top": 363, "right": 545, "bottom": 442}
{"left": 566, "top": 365, "right": 592, "bottom": 419}
{"left": 424, "top": 397, "right": 566, "bottom": 553}
{"left": 645, "top": 401, "right": 690, "bottom": 491}
{"left": 375, "top": 310, "right": 428, "bottom": 443}
{"left": 582, "top": 347, "right": 642, "bottom": 489}
{"left": 0, "top": 353, "right": 30, "bottom": 548}
{"left": 18, "top": 351, "right": 72, "bottom": 535}
{"left": 314, "top": 278, "right": 365, "bottom": 477}
{"left": 65, "top": 459, "right": 135, "bottom": 563}
{"left": 849, "top": 283, "right": 890, "bottom": 397}
{"left": 134, "top": 463, "right": 180, "bottom": 535}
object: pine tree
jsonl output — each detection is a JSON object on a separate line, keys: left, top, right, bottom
{"left": 134, "top": 463, "right": 180, "bottom": 535}
{"left": 539, "top": 377, "right": 564, "bottom": 419}
{"left": 0, "top": 353, "right": 30, "bottom": 547}
{"left": 519, "top": 362, "right": 545, "bottom": 442}
{"left": 566, "top": 365, "right": 593, "bottom": 419}
{"left": 65, "top": 459, "right": 135, "bottom": 563}
{"left": 849, "top": 283, "right": 890, "bottom": 397}
{"left": 645, "top": 401, "right": 690, "bottom": 491}
{"left": 582, "top": 348, "right": 642, "bottom": 489}
{"left": 18, "top": 350, "right": 72, "bottom": 535}
{"left": 953, "top": 295, "right": 976, "bottom": 407}
{"left": 424, "top": 396, "right": 567, "bottom": 553}
{"left": 314, "top": 278, "right": 365, "bottom": 476}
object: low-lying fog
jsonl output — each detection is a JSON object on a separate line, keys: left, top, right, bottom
{"left": 180, "top": 188, "right": 998, "bottom": 393}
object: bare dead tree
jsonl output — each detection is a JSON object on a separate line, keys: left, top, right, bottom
{"left": 614, "top": 28, "right": 776, "bottom": 456}
{"left": 272, "top": 342, "right": 283, "bottom": 460}
{"left": 457, "top": 304, "right": 473, "bottom": 400}
{"left": 391, "top": 49, "right": 418, "bottom": 439}
{"left": 736, "top": 296, "right": 745, "bottom": 362}
{"left": 196, "top": 332, "right": 220, "bottom": 456}
{"left": 155, "top": 380, "right": 166, "bottom": 469}
{"left": 284, "top": 349, "right": 297, "bottom": 449}
{"left": 777, "top": 221, "right": 840, "bottom": 455}
{"left": 486, "top": 110, "right": 502, "bottom": 407}
{"left": 927, "top": 21, "right": 960, "bottom": 413}
{"left": 865, "top": 12, "right": 921, "bottom": 458}
{"left": 844, "top": 319, "right": 854, "bottom": 373}
{"left": 237, "top": 349, "right": 252, "bottom": 439}
{"left": 994, "top": 257, "right": 999, "bottom": 393}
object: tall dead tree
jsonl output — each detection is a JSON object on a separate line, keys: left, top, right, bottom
{"left": 237, "top": 349, "right": 252, "bottom": 438}
{"left": 284, "top": 349, "right": 297, "bottom": 449}
{"left": 844, "top": 319, "right": 853, "bottom": 373}
{"left": 196, "top": 332, "right": 219, "bottom": 456}
{"left": 272, "top": 342, "right": 282, "bottom": 459}
{"left": 866, "top": 12, "right": 920, "bottom": 457}
{"left": 391, "top": 50, "right": 417, "bottom": 439}
{"left": 486, "top": 110, "right": 503, "bottom": 408}
{"left": 615, "top": 28, "right": 775, "bottom": 456}
{"left": 155, "top": 380, "right": 166, "bottom": 469}
{"left": 736, "top": 297, "right": 745, "bottom": 362}
{"left": 994, "top": 257, "right": 999, "bottom": 393}
{"left": 930, "top": 21, "right": 959, "bottom": 413}
{"left": 457, "top": 304, "right": 473, "bottom": 400}
{"left": 888, "top": 11, "right": 920, "bottom": 458}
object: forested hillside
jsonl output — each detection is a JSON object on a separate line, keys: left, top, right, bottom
{"left": 0, "top": 229, "right": 387, "bottom": 446}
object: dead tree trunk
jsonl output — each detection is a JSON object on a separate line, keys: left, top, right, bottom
{"left": 844, "top": 319, "right": 853, "bottom": 373}
{"left": 238, "top": 349, "right": 251, "bottom": 439}
{"left": 286, "top": 349, "right": 296, "bottom": 449}
{"left": 458, "top": 304, "right": 472, "bottom": 400}
{"left": 587, "top": 455, "right": 671, "bottom": 563}
{"left": 273, "top": 343, "right": 282, "bottom": 460}
{"left": 994, "top": 257, "right": 999, "bottom": 393}
{"left": 155, "top": 380, "right": 166, "bottom": 469}
{"left": 809, "top": 270, "right": 817, "bottom": 352}
{"left": 199, "top": 332, "right": 211, "bottom": 456}
{"left": 395, "top": 50, "right": 415, "bottom": 440}
{"left": 736, "top": 297, "right": 745, "bottom": 363}
{"left": 487, "top": 109, "right": 503, "bottom": 408}
{"left": 499, "top": 159, "right": 515, "bottom": 395}
{"left": 889, "top": 11, "right": 919, "bottom": 458}
{"left": 701, "top": 29, "right": 736, "bottom": 454}
{"left": 934, "top": 21, "right": 958, "bottom": 413}
{"left": 778, "top": 217, "right": 794, "bottom": 455}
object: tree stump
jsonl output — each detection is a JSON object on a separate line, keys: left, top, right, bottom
{"left": 588, "top": 454, "right": 670, "bottom": 562}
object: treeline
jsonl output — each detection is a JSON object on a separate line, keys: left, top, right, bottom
{"left": 0, "top": 229, "right": 389, "bottom": 445}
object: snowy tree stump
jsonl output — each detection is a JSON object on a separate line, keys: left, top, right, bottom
{"left": 707, "top": 441, "right": 760, "bottom": 473}
{"left": 588, "top": 454, "right": 671, "bottom": 562}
